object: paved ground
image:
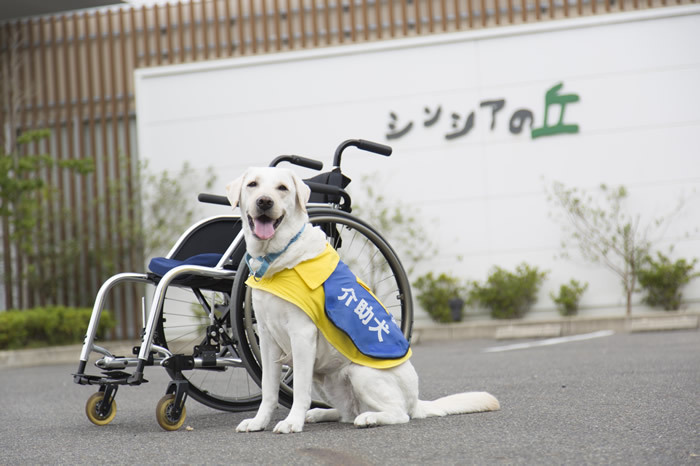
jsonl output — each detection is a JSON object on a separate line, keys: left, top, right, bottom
{"left": 0, "top": 330, "right": 698, "bottom": 465}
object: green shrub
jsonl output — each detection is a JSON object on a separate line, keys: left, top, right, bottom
{"left": 413, "top": 272, "right": 466, "bottom": 323}
{"left": 0, "top": 307, "right": 115, "bottom": 350}
{"left": 468, "top": 263, "right": 548, "bottom": 319}
{"left": 550, "top": 279, "right": 588, "bottom": 316}
{"left": 637, "top": 252, "right": 698, "bottom": 311}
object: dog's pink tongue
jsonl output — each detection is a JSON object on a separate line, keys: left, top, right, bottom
{"left": 254, "top": 218, "right": 275, "bottom": 240}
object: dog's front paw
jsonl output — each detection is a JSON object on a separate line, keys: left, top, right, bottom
{"left": 273, "top": 418, "right": 304, "bottom": 434}
{"left": 236, "top": 417, "right": 267, "bottom": 432}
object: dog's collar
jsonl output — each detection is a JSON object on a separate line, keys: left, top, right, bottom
{"left": 245, "top": 224, "right": 306, "bottom": 280}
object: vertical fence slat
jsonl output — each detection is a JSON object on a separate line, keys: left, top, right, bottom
{"left": 15, "top": 22, "right": 28, "bottom": 308}
{"left": 154, "top": 5, "right": 163, "bottom": 64}
{"left": 236, "top": 0, "right": 245, "bottom": 54}
{"left": 60, "top": 14, "right": 81, "bottom": 307}
{"left": 72, "top": 13, "right": 90, "bottom": 304}
{"left": 130, "top": 7, "right": 139, "bottom": 68}
{"left": 200, "top": 0, "right": 209, "bottom": 58}
{"left": 141, "top": 6, "right": 150, "bottom": 66}
{"left": 323, "top": 0, "right": 332, "bottom": 44}
{"left": 414, "top": 0, "right": 421, "bottom": 34}
{"left": 400, "top": 0, "right": 408, "bottom": 34}
{"left": 107, "top": 10, "right": 127, "bottom": 338}
{"left": 301, "top": 0, "right": 308, "bottom": 48}
{"left": 262, "top": 0, "right": 270, "bottom": 52}
{"left": 249, "top": 0, "right": 258, "bottom": 53}
{"left": 272, "top": 0, "right": 281, "bottom": 50}
{"left": 177, "top": 1, "right": 186, "bottom": 62}
{"left": 189, "top": 0, "right": 198, "bottom": 59}
{"left": 453, "top": 0, "right": 461, "bottom": 29}
{"left": 214, "top": 0, "right": 223, "bottom": 56}
{"left": 468, "top": 0, "right": 474, "bottom": 28}
{"left": 287, "top": 0, "right": 295, "bottom": 48}
{"left": 165, "top": 2, "right": 174, "bottom": 63}
{"left": 349, "top": 0, "right": 357, "bottom": 41}
{"left": 224, "top": 0, "right": 233, "bottom": 56}
{"left": 120, "top": 7, "right": 141, "bottom": 339}
{"left": 338, "top": 0, "right": 345, "bottom": 42}
{"left": 1, "top": 24, "right": 13, "bottom": 309}
{"left": 23, "top": 19, "right": 39, "bottom": 309}
{"left": 96, "top": 11, "right": 119, "bottom": 338}
{"left": 27, "top": 19, "right": 45, "bottom": 307}
{"left": 83, "top": 14, "right": 102, "bottom": 304}
{"left": 361, "top": 0, "right": 369, "bottom": 39}
{"left": 50, "top": 16, "right": 70, "bottom": 305}
{"left": 312, "top": 0, "right": 320, "bottom": 45}
{"left": 427, "top": 0, "right": 435, "bottom": 32}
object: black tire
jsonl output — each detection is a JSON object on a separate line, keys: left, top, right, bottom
{"left": 232, "top": 208, "right": 414, "bottom": 408}
{"left": 155, "top": 288, "right": 262, "bottom": 412}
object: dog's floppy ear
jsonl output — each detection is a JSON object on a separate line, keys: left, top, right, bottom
{"left": 292, "top": 172, "right": 311, "bottom": 213}
{"left": 225, "top": 174, "right": 245, "bottom": 209}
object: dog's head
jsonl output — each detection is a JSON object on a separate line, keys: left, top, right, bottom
{"left": 226, "top": 167, "right": 311, "bottom": 249}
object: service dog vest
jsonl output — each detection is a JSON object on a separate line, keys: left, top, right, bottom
{"left": 245, "top": 243, "right": 411, "bottom": 369}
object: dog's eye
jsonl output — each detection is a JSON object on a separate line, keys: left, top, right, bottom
{"left": 247, "top": 181, "right": 258, "bottom": 188}
{"left": 277, "top": 184, "right": 288, "bottom": 192}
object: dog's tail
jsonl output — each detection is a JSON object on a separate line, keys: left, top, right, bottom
{"left": 412, "top": 392, "right": 500, "bottom": 419}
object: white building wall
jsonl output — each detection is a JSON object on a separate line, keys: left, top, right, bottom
{"left": 135, "top": 5, "right": 700, "bottom": 320}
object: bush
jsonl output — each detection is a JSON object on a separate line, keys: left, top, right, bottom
{"left": 637, "top": 252, "right": 698, "bottom": 311}
{"left": 468, "top": 263, "right": 548, "bottom": 319}
{"left": 550, "top": 279, "right": 588, "bottom": 316}
{"left": 413, "top": 272, "right": 466, "bottom": 323}
{"left": 0, "top": 307, "right": 115, "bottom": 350}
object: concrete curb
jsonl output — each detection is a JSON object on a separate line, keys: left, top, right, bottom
{"left": 411, "top": 311, "right": 699, "bottom": 344}
{"left": 0, "top": 341, "right": 139, "bottom": 370}
{"left": 1, "top": 312, "right": 698, "bottom": 369}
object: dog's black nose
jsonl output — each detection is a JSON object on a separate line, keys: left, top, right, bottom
{"left": 256, "top": 196, "right": 274, "bottom": 211}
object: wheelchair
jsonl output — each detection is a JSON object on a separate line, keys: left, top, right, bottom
{"left": 73, "top": 139, "right": 414, "bottom": 431}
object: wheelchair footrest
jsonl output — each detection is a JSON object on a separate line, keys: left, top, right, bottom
{"left": 73, "top": 371, "right": 149, "bottom": 386}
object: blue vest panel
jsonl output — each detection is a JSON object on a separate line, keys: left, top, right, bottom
{"left": 323, "top": 260, "right": 409, "bottom": 360}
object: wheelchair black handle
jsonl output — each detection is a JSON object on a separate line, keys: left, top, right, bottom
{"left": 305, "top": 181, "right": 351, "bottom": 210}
{"left": 269, "top": 155, "right": 324, "bottom": 171}
{"left": 198, "top": 193, "right": 231, "bottom": 206}
{"left": 357, "top": 139, "right": 393, "bottom": 156}
{"left": 333, "top": 139, "right": 392, "bottom": 167}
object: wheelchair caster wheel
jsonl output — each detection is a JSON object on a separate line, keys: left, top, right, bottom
{"left": 85, "top": 392, "right": 117, "bottom": 426}
{"left": 156, "top": 394, "right": 187, "bottom": 431}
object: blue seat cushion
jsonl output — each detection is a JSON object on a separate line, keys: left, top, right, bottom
{"left": 148, "top": 253, "right": 224, "bottom": 277}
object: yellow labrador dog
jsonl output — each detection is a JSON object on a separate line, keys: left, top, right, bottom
{"left": 226, "top": 167, "right": 499, "bottom": 434}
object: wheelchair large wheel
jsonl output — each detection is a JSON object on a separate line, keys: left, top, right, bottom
{"left": 232, "top": 208, "right": 414, "bottom": 408}
{"left": 155, "top": 288, "right": 262, "bottom": 412}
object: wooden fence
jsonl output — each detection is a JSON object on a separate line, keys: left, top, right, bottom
{"left": 0, "top": 0, "right": 692, "bottom": 338}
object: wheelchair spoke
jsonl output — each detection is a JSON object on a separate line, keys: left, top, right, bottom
{"left": 158, "top": 287, "right": 262, "bottom": 410}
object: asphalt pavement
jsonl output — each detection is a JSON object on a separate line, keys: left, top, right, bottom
{"left": 0, "top": 330, "right": 698, "bottom": 465}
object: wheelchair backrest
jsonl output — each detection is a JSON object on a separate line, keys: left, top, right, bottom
{"left": 168, "top": 216, "right": 243, "bottom": 264}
